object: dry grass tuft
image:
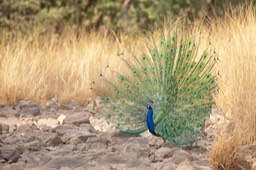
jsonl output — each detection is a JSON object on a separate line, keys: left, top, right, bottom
{"left": 209, "top": 131, "right": 241, "bottom": 170}
{"left": 205, "top": 5, "right": 256, "bottom": 169}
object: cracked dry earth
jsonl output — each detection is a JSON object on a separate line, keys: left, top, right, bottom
{"left": 0, "top": 98, "right": 254, "bottom": 170}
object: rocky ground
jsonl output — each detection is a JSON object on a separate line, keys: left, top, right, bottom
{"left": 0, "top": 98, "right": 254, "bottom": 170}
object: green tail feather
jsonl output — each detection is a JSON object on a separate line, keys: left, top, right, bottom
{"left": 99, "top": 32, "right": 217, "bottom": 146}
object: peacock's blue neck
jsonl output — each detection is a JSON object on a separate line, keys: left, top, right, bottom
{"left": 146, "top": 106, "right": 156, "bottom": 135}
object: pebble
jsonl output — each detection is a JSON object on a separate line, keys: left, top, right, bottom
{"left": 63, "top": 111, "right": 91, "bottom": 126}
{"left": 0, "top": 147, "right": 20, "bottom": 163}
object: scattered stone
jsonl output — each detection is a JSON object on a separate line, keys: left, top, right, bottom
{"left": 59, "top": 104, "right": 82, "bottom": 111}
{"left": 20, "top": 103, "right": 40, "bottom": 116}
{"left": 193, "top": 159, "right": 210, "bottom": 167}
{"left": 24, "top": 140, "right": 42, "bottom": 151}
{"left": 59, "top": 167, "right": 72, "bottom": 170}
{"left": 37, "top": 118, "right": 59, "bottom": 129}
{"left": 46, "top": 102, "right": 60, "bottom": 111}
{"left": 0, "top": 106, "right": 20, "bottom": 117}
{"left": 252, "top": 160, "right": 256, "bottom": 170}
{"left": 84, "top": 136, "right": 110, "bottom": 151}
{"left": 194, "top": 165, "right": 213, "bottom": 170}
{"left": 0, "top": 116, "right": 18, "bottom": 132}
{"left": 171, "top": 149, "right": 193, "bottom": 164}
{"left": 154, "top": 147, "right": 174, "bottom": 161}
{"left": 53, "top": 124, "right": 96, "bottom": 142}
{"left": 80, "top": 123, "right": 98, "bottom": 133}
{"left": 1, "top": 161, "right": 26, "bottom": 170}
{"left": 26, "top": 167, "right": 57, "bottom": 170}
{"left": 66, "top": 138, "right": 83, "bottom": 145}
{"left": 0, "top": 124, "right": 2, "bottom": 134}
{"left": 15, "top": 124, "right": 39, "bottom": 138}
{"left": 73, "top": 167, "right": 86, "bottom": 170}
{"left": 63, "top": 111, "right": 90, "bottom": 126}
{"left": 44, "top": 155, "right": 89, "bottom": 169}
{"left": 176, "top": 160, "right": 195, "bottom": 170}
{"left": 46, "top": 134, "right": 63, "bottom": 146}
{"left": 0, "top": 123, "right": 9, "bottom": 133}
{"left": 153, "top": 159, "right": 177, "bottom": 170}
{"left": 120, "top": 137, "right": 150, "bottom": 158}
{"left": 57, "top": 115, "right": 66, "bottom": 125}
{"left": 0, "top": 147, "right": 20, "bottom": 163}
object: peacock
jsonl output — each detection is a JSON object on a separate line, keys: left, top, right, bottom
{"left": 99, "top": 32, "right": 216, "bottom": 146}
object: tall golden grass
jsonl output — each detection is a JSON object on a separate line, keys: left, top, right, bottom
{"left": 208, "top": 6, "right": 256, "bottom": 145}
{"left": 0, "top": 4, "right": 255, "bottom": 169}
{"left": 204, "top": 5, "right": 256, "bottom": 169}
{"left": 0, "top": 30, "right": 121, "bottom": 105}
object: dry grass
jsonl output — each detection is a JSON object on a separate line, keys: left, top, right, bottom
{"left": 0, "top": 4, "right": 256, "bottom": 169}
{"left": 203, "top": 5, "right": 256, "bottom": 169}
{"left": 0, "top": 29, "right": 121, "bottom": 105}
{"left": 205, "top": 5, "right": 256, "bottom": 145}
{"left": 209, "top": 131, "right": 241, "bottom": 170}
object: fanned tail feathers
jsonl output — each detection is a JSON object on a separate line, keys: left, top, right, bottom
{"left": 100, "top": 32, "right": 217, "bottom": 145}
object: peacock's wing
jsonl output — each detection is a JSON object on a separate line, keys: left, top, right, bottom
{"left": 152, "top": 36, "right": 216, "bottom": 145}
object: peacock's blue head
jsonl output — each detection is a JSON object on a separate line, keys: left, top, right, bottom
{"left": 146, "top": 99, "right": 154, "bottom": 110}
{"left": 146, "top": 104, "right": 152, "bottom": 110}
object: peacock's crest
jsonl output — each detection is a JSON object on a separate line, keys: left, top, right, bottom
{"left": 99, "top": 32, "right": 217, "bottom": 146}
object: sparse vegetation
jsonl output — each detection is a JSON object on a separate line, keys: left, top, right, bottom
{"left": 209, "top": 131, "right": 241, "bottom": 170}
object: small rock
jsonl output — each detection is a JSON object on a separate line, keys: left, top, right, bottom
{"left": 85, "top": 136, "right": 110, "bottom": 151}
{"left": 120, "top": 137, "right": 150, "bottom": 158}
{"left": 252, "top": 160, "right": 256, "bottom": 170}
{"left": 86, "top": 164, "right": 111, "bottom": 170}
{"left": 37, "top": 118, "right": 59, "bottom": 129}
{"left": 193, "top": 159, "right": 210, "bottom": 167}
{"left": 46, "top": 134, "right": 63, "bottom": 146}
{"left": 60, "top": 104, "right": 81, "bottom": 111}
{"left": 171, "top": 150, "right": 193, "bottom": 164}
{"left": 26, "top": 167, "right": 57, "bottom": 170}
{"left": 194, "top": 165, "right": 212, "bottom": 170}
{"left": 53, "top": 124, "right": 96, "bottom": 142}
{"left": 20, "top": 103, "right": 40, "bottom": 116}
{"left": 0, "top": 106, "right": 20, "bottom": 117}
{"left": 153, "top": 159, "right": 177, "bottom": 170}
{"left": 57, "top": 115, "right": 66, "bottom": 125}
{"left": 0, "top": 123, "right": 9, "bottom": 133}
{"left": 162, "top": 158, "right": 177, "bottom": 170}
{"left": 15, "top": 124, "right": 40, "bottom": 139}
{"left": 176, "top": 160, "right": 195, "bottom": 170}
{"left": 46, "top": 102, "right": 59, "bottom": 111}
{"left": 2, "top": 161, "right": 26, "bottom": 170}
{"left": 0, "top": 147, "right": 20, "bottom": 163}
{"left": 73, "top": 167, "right": 86, "bottom": 170}
{"left": 24, "top": 140, "right": 42, "bottom": 151}
{"left": 80, "top": 123, "right": 97, "bottom": 133}
{"left": 0, "top": 116, "right": 18, "bottom": 132}
{"left": 154, "top": 147, "right": 174, "bottom": 161}
{"left": 66, "top": 138, "right": 83, "bottom": 145}
{"left": 63, "top": 112, "right": 90, "bottom": 126}
{"left": 44, "top": 155, "right": 89, "bottom": 169}
{"left": 59, "top": 167, "right": 72, "bottom": 170}
{"left": 0, "top": 124, "right": 2, "bottom": 134}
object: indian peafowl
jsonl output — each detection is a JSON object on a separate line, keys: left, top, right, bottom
{"left": 99, "top": 32, "right": 216, "bottom": 146}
